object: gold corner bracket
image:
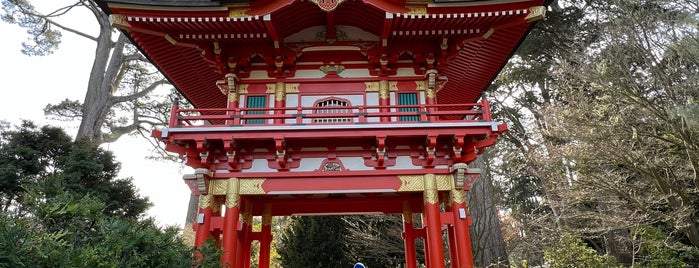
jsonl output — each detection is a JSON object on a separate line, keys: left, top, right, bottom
{"left": 525, "top": 6, "right": 547, "bottom": 23}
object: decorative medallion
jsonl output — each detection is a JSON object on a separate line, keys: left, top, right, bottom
{"left": 323, "top": 162, "right": 343, "bottom": 171}
{"left": 311, "top": 0, "right": 345, "bottom": 12}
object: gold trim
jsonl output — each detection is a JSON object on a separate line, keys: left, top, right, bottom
{"left": 182, "top": 223, "right": 195, "bottom": 247}
{"left": 211, "top": 179, "right": 228, "bottom": 195}
{"left": 483, "top": 28, "right": 495, "bottom": 39}
{"left": 379, "top": 80, "right": 390, "bottom": 99}
{"left": 415, "top": 80, "right": 426, "bottom": 91}
{"left": 164, "top": 35, "right": 177, "bottom": 45}
{"left": 199, "top": 194, "right": 213, "bottom": 209}
{"left": 109, "top": 14, "right": 130, "bottom": 29}
{"left": 240, "top": 178, "right": 267, "bottom": 195}
{"left": 424, "top": 174, "right": 438, "bottom": 204}
{"left": 389, "top": 81, "right": 399, "bottom": 91}
{"left": 275, "top": 82, "right": 286, "bottom": 101}
{"left": 266, "top": 83, "right": 276, "bottom": 94}
{"left": 237, "top": 84, "right": 249, "bottom": 95}
{"left": 229, "top": 8, "right": 250, "bottom": 18}
{"left": 225, "top": 178, "right": 240, "bottom": 208}
{"left": 525, "top": 6, "right": 546, "bottom": 22}
{"left": 450, "top": 189, "right": 466, "bottom": 204}
{"left": 425, "top": 86, "right": 436, "bottom": 99}
{"left": 228, "top": 90, "right": 238, "bottom": 103}
{"left": 405, "top": 5, "right": 427, "bottom": 15}
{"left": 285, "top": 83, "right": 300, "bottom": 93}
{"left": 436, "top": 174, "right": 452, "bottom": 191}
{"left": 398, "top": 175, "right": 424, "bottom": 192}
{"left": 365, "top": 82, "right": 379, "bottom": 92}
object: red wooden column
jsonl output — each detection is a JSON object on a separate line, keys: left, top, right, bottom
{"left": 273, "top": 82, "right": 285, "bottom": 125}
{"left": 236, "top": 202, "right": 253, "bottom": 268}
{"left": 221, "top": 178, "right": 241, "bottom": 267}
{"left": 379, "top": 80, "right": 390, "bottom": 122}
{"left": 424, "top": 174, "right": 446, "bottom": 268}
{"left": 445, "top": 201, "right": 458, "bottom": 268}
{"left": 194, "top": 194, "right": 214, "bottom": 248}
{"left": 258, "top": 204, "right": 273, "bottom": 268}
{"left": 222, "top": 73, "right": 240, "bottom": 126}
{"left": 451, "top": 188, "right": 474, "bottom": 268}
{"left": 425, "top": 69, "right": 438, "bottom": 122}
{"left": 402, "top": 201, "right": 418, "bottom": 268}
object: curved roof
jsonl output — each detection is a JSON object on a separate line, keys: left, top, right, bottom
{"left": 97, "top": 0, "right": 549, "bottom": 109}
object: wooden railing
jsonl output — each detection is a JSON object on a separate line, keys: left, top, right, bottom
{"left": 167, "top": 98, "right": 493, "bottom": 128}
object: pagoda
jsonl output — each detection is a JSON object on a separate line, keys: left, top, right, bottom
{"left": 96, "top": 0, "right": 548, "bottom": 267}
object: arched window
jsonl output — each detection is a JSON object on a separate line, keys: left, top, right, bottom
{"left": 314, "top": 98, "right": 351, "bottom": 124}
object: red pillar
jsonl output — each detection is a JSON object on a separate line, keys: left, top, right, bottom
{"left": 424, "top": 174, "right": 445, "bottom": 268}
{"left": 403, "top": 202, "right": 417, "bottom": 268}
{"left": 445, "top": 203, "right": 458, "bottom": 268}
{"left": 259, "top": 204, "right": 273, "bottom": 268}
{"left": 424, "top": 70, "right": 438, "bottom": 122}
{"left": 221, "top": 178, "right": 241, "bottom": 267}
{"left": 236, "top": 202, "right": 253, "bottom": 268}
{"left": 194, "top": 194, "right": 214, "bottom": 248}
{"left": 379, "top": 80, "right": 390, "bottom": 122}
{"left": 451, "top": 189, "right": 474, "bottom": 268}
{"left": 225, "top": 75, "right": 240, "bottom": 126}
{"left": 274, "top": 82, "right": 286, "bottom": 125}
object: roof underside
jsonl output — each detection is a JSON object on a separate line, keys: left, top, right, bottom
{"left": 98, "top": 0, "right": 547, "bottom": 109}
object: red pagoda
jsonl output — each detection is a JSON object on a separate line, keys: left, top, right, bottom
{"left": 96, "top": 0, "right": 548, "bottom": 267}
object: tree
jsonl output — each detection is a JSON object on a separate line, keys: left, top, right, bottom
{"left": 277, "top": 216, "right": 353, "bottom": 267}
{"left": 0, "top": 121, "right": 192, "bottom": 267}
{"left": 1, "top": 0, "right": 179, "bottom": 145}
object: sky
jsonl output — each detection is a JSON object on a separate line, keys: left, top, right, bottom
{"left": 0, "top": 2, "right": 192, "bottom": 228}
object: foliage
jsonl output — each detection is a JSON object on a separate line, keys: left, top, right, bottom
{"left": 0, "top": 122, "right": 193, "bottom": 267}
{"left": 277, "top": 216, "right": 353, "bottom": 268}
{"left": 543, "top": 233, "right": 620, "bottom": 268}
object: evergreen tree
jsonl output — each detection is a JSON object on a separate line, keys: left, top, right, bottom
{"left": 277, "top": 216, "right": 353, "bottom": 268}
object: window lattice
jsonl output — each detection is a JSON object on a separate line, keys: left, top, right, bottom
{"left": 314, "top": 98, "right": 351, "bottom": 123}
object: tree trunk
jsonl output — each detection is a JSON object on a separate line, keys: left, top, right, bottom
{"left": 468, "top": 154, "right": 509, "bottom": 267}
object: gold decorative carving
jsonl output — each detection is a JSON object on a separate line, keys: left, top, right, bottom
{"left": 242, "top": 203, "right": 253, "bottom": 225}
{"left": 210, "top": 179, "right": 228, "bottom": 195}
{"left": 285, "top": 83, "right": 300, "bottom": 93}
{"left": 425, "top": 87, "right": 436, "bottom": 99}
{"left": 483, "top": 28, "right": 495, "bottom": 40}
{"left": 237, "top": 84, "right": 249, "bottom": 95}
{"left": 228, "top": 91, "right": 238, "bottom": 103}
{"left": 405, "top": 5, "right": 427, "bottom": 15}
{"left": 109, "top": 14, "right": 130, "bottom": 29}
{"left": 379, "top": 80, "right": 390, "bottom": 99}
{"left": 240, "top": 178, "right": 267, "bottom": 195}
{"left": 199, "top": 194, "right": 213, "bottom": 209}
{"left": 398, "top": 175, "right": 424, "bottom": 192}
{"left": 436, "top": 174, "right": 452, "bottom": 190}
{"left": 415, "top": 80, "right": 426, "bottom": 91}
{"left": 275, "top": 82, "right": 286, "bottom": 101}
{"left": 450, "top": 189, "right": 466, "bottom": 204}
{"left": 310, "top": 0, "right": 345, "bottom": 12}
{"left": 225, "top": 178, "right": 240, "bottom": 208}
{"left": 525, "top": 6, "right": 546, "bottom": 22}
{"left": 365, "top": 82, "right": 379, "bottom": 92}
{"left": 423, "top": 174, "right": 438, "bottom": 204}
{"left": 266, "top": 83, "right": 276, "bottom": 94}
{"left": 228, "top": 8, "right": 251, "bottom": 18}
{"left": 389, "top": 81, "right": 399, "bottom": 91}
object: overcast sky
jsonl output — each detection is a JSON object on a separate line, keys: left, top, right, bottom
{"left": 0, "top": 2, "right": 191, "bottom": 228}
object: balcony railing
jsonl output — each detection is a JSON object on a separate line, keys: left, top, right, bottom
{"left": 167, "top": 98, "right": 493, "bottom": 129}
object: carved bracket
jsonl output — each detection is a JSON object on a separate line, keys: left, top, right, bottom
{"left": 194, "top": 168, "right": 214, "bottom": 195}
{"left": 450, "top": 163, "right": 481, "bottom": 190}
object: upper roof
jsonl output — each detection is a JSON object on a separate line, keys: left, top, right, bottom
{"left": 97, "top": 0, "right": 549, "bottom": 109}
